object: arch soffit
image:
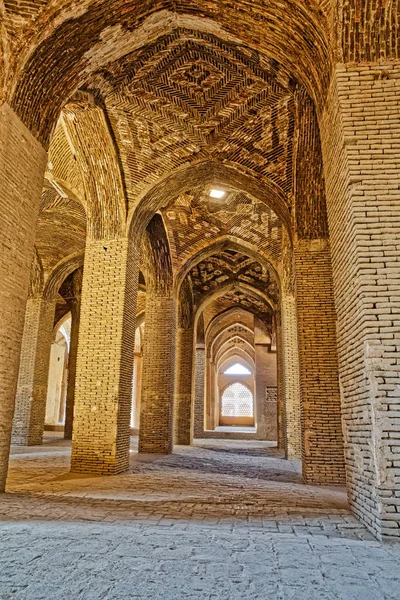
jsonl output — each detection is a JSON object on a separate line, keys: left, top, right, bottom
{"left": 43, "top": 250, "right": 85, "bottom": 301}
{"left": 217, "top": 349, "right": 256, "bottom": 373}
{"left": 210, "top": 324, "right": 254, "bottom": 357}
{"left": 214, "top": 334, "right": 255, "bottom": 364}
{"left": 175, "top": 233, "right": 282, "bottom": 297}
{"left": 205, "top": 306, "right": 255, "bottom": 340}
{"left": 9, "top": 6, "right": 331, "bottom": 143}
{"left": 208, "top": 321, "right": 253, "bottom": 350}
{"left": 129, "top": 161, "right": 291, "bottom": 242}
{"left": 194, "top": 281, "right": 275, "bottom": 329}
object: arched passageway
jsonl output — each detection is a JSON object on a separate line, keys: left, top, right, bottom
{"left": 0, "top": 0, "right": 399, "bottom": 546}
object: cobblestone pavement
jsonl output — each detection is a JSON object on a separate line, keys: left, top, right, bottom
{"left": 0, "top": 436, "right": 399, "bottom": 599}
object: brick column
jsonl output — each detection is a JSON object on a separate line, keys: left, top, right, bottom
{"left": 12, "top": 298, "right": 56, "bottom": 445}
{"left": 0, "top": 104, "right": 47, "bottom": 490}
{"left": 138, "top": 295, "right": 176, "bottom": 453}
{"left": 281, "top": 294, "right": 302, "bottom": 459}
{"left": 275, "top": 314, "right": 285, "bottom": 450}
{"left": 64, "top": 299, "right": 80, "bottom": 440}
{"left": 71, "top": 238, "right": 138, "bottom": 474}
{"left": 295, "top": 240, "right": 346, "bottom": 484}
{"left": 193, "top": 344, "right": 206, "bottom": 438}
{"left": 174, "top": 326, "right": 194, "bottom": 445}
{"left": 321, "top": 63, "right": 400, "bottom": 538}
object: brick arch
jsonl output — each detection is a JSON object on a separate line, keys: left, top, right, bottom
{"left": 210, "top": 324, "right": 254, "bottom": 361}
{"left": 8, "top": 3, "right": 331, "bottom": 146}
{"left": 205, "top": 306, "right": 255, "bottom": 342}
{"left": 194, "top": 282, "right": 274, "bottom": 328}
{"left": 28, "top": 246, "right": 45, "bottom": 299}
{"left": 218, "top": 349, "right": 256, "bottom": 374}
{"left": 209, "top": 322, "right": 253, "bottom": 353}
{"left": 42, "top": 250, "right": 85, "bottom": 301}
{"left": 141, "top": 214, "right": 173, "bottom": 295}
{"left": 129, "top": 160, "right": 292, "bottom": 241}
{"left": 214, "top": 335, "right": 255, "bottom": 368}
{"left": 175, "top": 236, "right": 282, "bottom": 302}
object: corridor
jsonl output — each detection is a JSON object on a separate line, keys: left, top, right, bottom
{"left": 1, "top": 437, "right": 399, "bottom": 599}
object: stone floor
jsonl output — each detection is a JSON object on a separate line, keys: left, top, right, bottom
{"left": 0, "top": 436, "right": 399, "bottom": 599}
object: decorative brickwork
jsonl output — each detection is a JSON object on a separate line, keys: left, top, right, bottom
{"left": 295, "top": 240, "right": 346, "bottom": 485}
{"left": 71, "top": 238, "right": 139, "bottom": 474}
{"left": 12, "top": 298, "right": 56, "bottom": 445}
{"left": 0, "top": 103, "right": 47, "bottom": 491}
{"left": 321, "top": 63, "right": 400, "bottom": 539}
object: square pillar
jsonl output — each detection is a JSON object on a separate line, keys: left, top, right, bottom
{"left": 174, "top": 327, "right": 194, "bottom": 445}
{"left": 0, "top": 103, "right": 47, "bottom": 490}
{"left": 12, "top": 298, "right": 56, "bottom": 445}
{"left": 139, "top": 295, "right": 176, "bottom": 453}
{"left": 193, "top": 344, "right": 206, "bottom": 438}
{"left": 321, "top": 63, "right": 400, "bottom": 538}
{"left": 281, "top": 294, "right": 302, "bottom": 459}
{"left": 295, "top": 239, "right": 346, "bottom": 485}
{"left": 71, "top": 238, "right": 138, "bottom": 474}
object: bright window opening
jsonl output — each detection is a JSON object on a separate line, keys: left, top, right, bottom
{"left": 209, "top": 189, "right": 225, "bottom": 199}
{"left": 224, "top": 362, "right": 251, "bottom": 375}
{"left": 221, "top": 383, "right": 254, "bottom": 417}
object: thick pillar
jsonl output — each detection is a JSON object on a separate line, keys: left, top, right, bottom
{"left": 295, "top": 240, "right": 346, "bottom": 484}
{"left": 321, "top": 64, "right": 400, "bottom": 538}
{"left": 64, "top": 299, "right": 80, "bottom": 440}
{"left": 71, "top": 238, "right": 138, "bottom": 474}
{"left": 193, "top": 344, "right": 206, "bottom": 438}
{"left": 139, "top": 295, "right": 176, "bottom": 453}
{"left": 0, "top": 104, "right": 47, "bottom": 490}
{"left": 174, "top": 327, "right": 194, "bottom": 445}
{"left": 281, "top": 294, "right": 302, "bottom": 459}
{"left": 12, "top": 298, "right": 56, "bottom": 445}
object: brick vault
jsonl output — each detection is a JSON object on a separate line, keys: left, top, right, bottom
{"left": 0, "top": 0, "right": 399, "bottom": 541}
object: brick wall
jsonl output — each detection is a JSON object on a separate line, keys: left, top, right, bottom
{"left": 320, "top": 63, "right": 400, "bottom": 538}
{"left": 0, "top": 103, "right": 47, "bottom": 491}
{"left": 71, "top": 237, "right": 138, "bottom": 474}
{"left": 12, "top": 297, "right": 56, "bottom": 445}
{"left": 295, "top": 239, "right": 346, "bottom": 485}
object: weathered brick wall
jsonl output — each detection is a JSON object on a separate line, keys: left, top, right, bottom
{"left": 174, "top": 327, "right": 194, "bottom": 445}
{"left": 71, "top": 237, "right": 138, "bottom": 474}
{"left": 281, "top": 294, "right": 302, "bottom": 459}
{"left": 0, "top": 103, "right": 47, "bottom": 490}
{"left": 321, "top": 63, "right": 400, "bottom": 538}
{"left": 12, "top": 297, "right": 56, "bottom": 445}
{"left": 193, "top": 345, "right": 206, "bottom": 438}
{"left": 295, "top": 239, "right": 346, "bottom": 485}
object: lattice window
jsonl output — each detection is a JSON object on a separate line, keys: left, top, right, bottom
{"left": 221, "top": 383, "right": 254, "bottom": 417}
